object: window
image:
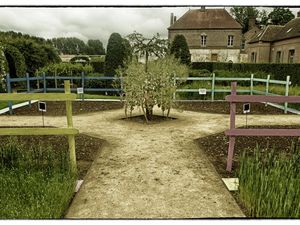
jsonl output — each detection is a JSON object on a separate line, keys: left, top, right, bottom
{"left": 241, "top": 40, "right": 245, "bottom": 50}
{"left": 251, "top": 52, "right": 257, "bottom": 63}
{"left": 276, "top": 51, "right": 281, "bottom": 63}
{"left": 201, "top": 35, "right": 207, "bottom": 47}
{"left": 211, "top": 54, "right": 218, "bottom": 62}
{"left": 228, "top": 35, "right": 234, "bottom": 47}
{"left": 288, "top": 49, "right": 295, "bottom": 63}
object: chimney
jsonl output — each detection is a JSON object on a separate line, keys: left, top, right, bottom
{"left": 170, "top": 13, "right": 174, "bottom": 25}
{"left": 298, "top": 10, "right": 300, "bottom": 17}
{"left": 201, "top": 6, "right": 205, "bottom": 11}
{"left": 248, "top": 17, "right": 256, "bottom": 30}
{"left": 174, "top": 16, "right": 177, "bottom": 23}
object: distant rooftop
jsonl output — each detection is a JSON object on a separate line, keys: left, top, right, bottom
{"left": 168, "top": 8, "right": 242, "bottom": 30}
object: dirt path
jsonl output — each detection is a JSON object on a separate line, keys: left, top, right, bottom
{"left": 2, "top": 107, "right": 300, "bottom": 218}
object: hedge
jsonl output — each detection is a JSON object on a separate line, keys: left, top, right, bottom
{"left": 192, "top": 62, "right": 300, "bottom": 85}
{"left": 90, "top": 61, "right": 104, "bottom": 73}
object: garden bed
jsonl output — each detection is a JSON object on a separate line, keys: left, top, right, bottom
{"left": 1, "top": 101, "right": 288, "bottom": 116}
{"left": 196, "top": 125, "right": 299, "bottom": 178}
{"left": 196, "top": 125, "right": 300, "bottom": 217}
{"left": 1, "top": 101, "right": 124, "bottom": 116}
{"left": 0, "top": 133, "right": 104, "bottom": 179}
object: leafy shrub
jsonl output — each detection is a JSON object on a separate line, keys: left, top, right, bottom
{"left": 85, "top": 72, "right": 106, "bottom": 88}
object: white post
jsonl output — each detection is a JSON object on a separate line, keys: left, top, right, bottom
{"left": 284, "top": 76, "right": 290, "bottom": 114}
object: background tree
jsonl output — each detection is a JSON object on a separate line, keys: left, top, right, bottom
{"left": 230, "top": 7, "right": 260, "bottom": 33}
{"left": 51, "top": 37, "right": 87, "bottom": 55}
{"left": 119, "top": 56, "right": 188, "bottom": 122}
{"left": 170, "top": 34, "right": 191, "bottom": 65}
{"left": 127, "top": 32, "right": 168, "bottom": 72}
{"left": 104, "top": 33, "right": 127, "bottom": 76}
{"left": 268, "top": 7, "right": 295, "bottom": 25}
{"left": 86, "top": 39, "right": 105, "bottom": 55}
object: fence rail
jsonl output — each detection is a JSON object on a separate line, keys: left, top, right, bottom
{"left": 3, "top": 72, "right": 295, "bottom": 114}
{"left": 0, "top": 80, "right": 78, "bottom": 174}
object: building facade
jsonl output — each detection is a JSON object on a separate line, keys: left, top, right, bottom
{"left": 246, "top": 13, "right": 300, "bottom": 64}
{"left": 168, "top": 8, "right": 243, "bottom": 63}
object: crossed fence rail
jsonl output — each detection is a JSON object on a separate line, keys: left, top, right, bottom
{"left": 2, "top": 72, "right": 295, "bottom": 115}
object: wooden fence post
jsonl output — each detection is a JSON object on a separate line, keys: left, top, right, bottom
{"left": 211, "top": 73, "right": 215, "bottom": 101}
{"left": 43, "top": 72, "right": 46, "bottom": 93}
{"left": 250, "top": 74, "right": 254, "bottom": 95}
{"left": 284, "top": 76, "right": 290, "bottom": 114}
{"left": 64, "top": 80, "right": 77, "bottom": 175}
{"left": 26, "top": 73, "right": 31, "bottom": 108}
{"left": 6, "top": 73, "right": 13, "bottom": 115}
{"left": 226, "top": 82, "right": 237, "bottom": 172}
{"left": 81, "top": 72, "right": 85, "bottom": 101}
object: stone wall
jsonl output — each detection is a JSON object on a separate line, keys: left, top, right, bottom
{"left": 189, "top": 49, "right": 240, "bottom": 62}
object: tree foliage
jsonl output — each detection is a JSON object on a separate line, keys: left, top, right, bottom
{"left": 170, "top": 35, "right": 191, "bottom": 66}
{"left": 52, "top": 37, "right": 105, "bottom": 55}
{"left": 86, "top": 39, "right": 105, "bottom": 55}
{"left": 230, "top": 7, "right": 260, "bottom": 33}
{"left": 127, "top": 32, "right": 168, "bottom": 72}
{"left": 0, "top": 30, "right": 61, "bottom": 76}
{"left": 119, "top": 56, "right": 188, "bottom": 122}
{"left": 268, "top": 7, "right": 295, "bottom": 25}
{"left": 104, "top": 33, "right": 128, "bottom": 76}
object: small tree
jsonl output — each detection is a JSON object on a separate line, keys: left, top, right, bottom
{"left": 104, "top": 33, "right": 126, "bottom": 76}
{"left": 127, "top": 32, "right": 168, "bottom": 72}
{"left": 119, "top": 56, "right": 188, "bottom": 122}
{"left": 170, "top": 35, "right": 191, "bottom": 65}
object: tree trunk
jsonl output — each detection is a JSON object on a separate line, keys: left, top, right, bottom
{"left": 146, "top": 107, "right": 153, "bottom": 121}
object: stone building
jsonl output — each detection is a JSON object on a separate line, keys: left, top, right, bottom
{"left": 168, "top": 8, "right": 243, "bottom": 63}
{"left": 246, "top": 12, "right": 300, "bottom": 63}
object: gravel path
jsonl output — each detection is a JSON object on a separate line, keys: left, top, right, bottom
{"left": 2, "top": 107, "right": 300, "bottom": 218}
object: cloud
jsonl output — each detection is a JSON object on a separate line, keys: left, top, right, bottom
{"left": 0, "top": 6, "right": 299, "bottom": 49}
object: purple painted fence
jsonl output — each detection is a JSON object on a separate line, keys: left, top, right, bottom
{"left": 225, "top": 82, "right": 300, "bottom": 172}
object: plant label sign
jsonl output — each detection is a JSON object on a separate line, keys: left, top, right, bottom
{"left": 77, "top": 87, "right": 84, "bottom": 94}
{"left": 199, "top": 88, "right": 207, "bottom": 95}
{"left": 38, "top": 101, "right": 46, "bottom": 112}
{"left": 243, "top": 103, "right": 250, "bottom": 114}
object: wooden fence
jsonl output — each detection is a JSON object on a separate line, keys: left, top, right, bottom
{"left": 3, "top": 73, "right": 294, "bottom": 114}
{"left": 0, "top": 80, "right": 78, "bottom": 174}
{"left": 225, "top": 82, "right": 300, "bottom": 172}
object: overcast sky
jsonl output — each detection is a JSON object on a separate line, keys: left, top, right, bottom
{"left": 0, "top": 6, "right": 299, "bottom": 48}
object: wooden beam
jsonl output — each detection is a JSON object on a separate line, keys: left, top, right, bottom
{"left": 0, "top": 128, "right": 79, "bottom": 136}
{"left": 0, "top": 93, "right": 77, "bottom": 101}
{"left": 225, "top": 95, "right": 300, "bottom": 103}
{"left": 225, "top": 129, "right": 300, "bottom": 137}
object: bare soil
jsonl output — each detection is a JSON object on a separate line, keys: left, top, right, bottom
{"left": 176, "top": 102, "right": 288, "bottom": 114}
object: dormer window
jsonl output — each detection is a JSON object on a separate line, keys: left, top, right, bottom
{"left": 201, "top": 34, "right": 207, "bottom": 47}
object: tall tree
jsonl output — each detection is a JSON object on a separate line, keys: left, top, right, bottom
{"left": 86, "top": 39, "right": 105, "bottom": 55}
{"left": 268, "top": 7, "right": 295, "bottom": 25}
{"left": 104, "top": 33, "right": 126, "bottom": 76}
{"left": 170, "top": 35, "right": 191, "bottom": 66}
{"left": 230, "top": 7, "right": 260, "bottom": 33}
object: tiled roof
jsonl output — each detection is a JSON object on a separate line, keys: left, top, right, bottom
{"left": 168, "top": 9, "right": 242, "bottom": 30}
{"left": 248, "top": 25, "right": 283, "bottom": 43}
{"left": 248, "top": 17, "right": 300, "bottom": 43}
{"left": 273, "top": 17, "right": 300, "bottom": 41}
